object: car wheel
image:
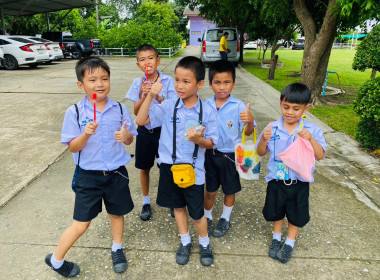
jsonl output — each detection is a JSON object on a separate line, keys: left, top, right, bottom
{"left": 72, "top": 51, "right": 81, "bottom": 59}
{"left": 28, "top": 63, "right": 39, "bottom": 68}
{"left": 3, "top": 54, "right": 19, "bottom": 70}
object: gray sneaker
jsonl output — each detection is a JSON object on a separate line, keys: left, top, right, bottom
{"left": 276, "top": 244, "right": 294, "bottom": 264}
{"left": 268, "top": 239, "right": 282, "bottom": 259}
{"left": 199, "top": 244, "right": 214, "bottom": 266}
{"left": 45, "top": 254, "right": 80, "bottom": 278}
{"left": 212, "top": 218, "right": 230, "bottom": 237}
{"left": 206, "top": 218, "right": 213, "bottom": 234}
{"left": 176, "top": 243, "right": 192, "bottom": 265}
{"left": 111, "top": 248, "right": 127, "bottom": 273}
{"left": 140, "top": 204, "right": 152, "bottom": 221}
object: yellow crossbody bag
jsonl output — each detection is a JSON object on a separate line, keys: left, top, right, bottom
{"left": 170, "top": 98, "right": 202, "bottom": 188}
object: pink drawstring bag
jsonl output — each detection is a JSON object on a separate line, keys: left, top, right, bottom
{"left": 277, "top": 136, "right": 315, "bottom": 182}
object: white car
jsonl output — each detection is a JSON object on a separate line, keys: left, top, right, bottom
{"left": 27, "top": 37, "right": 63, "bottom": 62}
{"left": 0, "top": 35, "right": 50, "bottom": 70}
{"left": 243, "top": 41, "right": 257, "bottom": 50}
{"left": 0, "top": 47, "right": 4, "bottom": 65}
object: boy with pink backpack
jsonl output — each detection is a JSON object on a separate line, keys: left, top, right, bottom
{"left": 256, "top": 83, "right": 326, "bottom": 264}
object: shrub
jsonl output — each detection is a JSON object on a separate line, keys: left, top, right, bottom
{"left": 353, "top": 77, "right": 380, "bottom": 149}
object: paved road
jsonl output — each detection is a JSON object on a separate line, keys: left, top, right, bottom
{"left": 0, "top": 47, "right": 379, "bottom": 279}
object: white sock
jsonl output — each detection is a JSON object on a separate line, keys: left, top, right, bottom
{"left": 220, "top": 204, "right": 233, "bottom": 221}
{"left": 199, "top": 235, "right": 210, "bottom": 248}
{"left": 272, "top": 232, "right": 282, "bottom": 242}
{"left": 285, "top": 237, "right": 295, "bottom": 248}
{"left": 142, "top": 195, "right": 150, "bottom": 205}
{"left": 50, "top": 254, "right": 64, "bottom": 269}
{"left": 204, "top": 208, "right": 213, "bottom": 220}
{"left": 180, "top": 232, "right": 191, "bottom": 246}
{"left": 112, "top": 241, "right": 122, "bottom": 252}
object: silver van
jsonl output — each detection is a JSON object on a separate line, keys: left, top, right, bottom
{"left": 198, "top": 27, "right": 240, "bottom": 66}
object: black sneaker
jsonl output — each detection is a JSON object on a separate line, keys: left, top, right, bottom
{"left": 170, "top": 208, "right": 175, "bottom": 218}
{"left": 212, "top": 218, "right": 230, "bottom": 238}
{"left": 45, "top": 254, "right": 80, "bottom": 278}
{"left": 206, "top": 218, "right": 213, "bottom": 234}
{"left": 140, "top": 204, "right": 152, "bottom": 221}
{"left": 111, "top": 248, "right": 127, "bottom": 273}
{"left": 199, "top": 244, "right": 214, "bottom": 266}
{"left": 276, "top": 244, "right": 294, "bottom": 264}
{"left": 176, "top": 243, "right": 192, "bottom": 265}
{"left": 268, "top": 239, "right": 282, "bottom": 259}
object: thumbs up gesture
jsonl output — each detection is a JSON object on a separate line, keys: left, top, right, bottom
{"left": 150, "top": 77, "right": 163, "bottom": 98}
{"left": 114, "top": 121, "right": 132, "bottom": 144}
{"left": 239, "top": 103, "right": 254, "bottom": 124}
{"left": 262, "top": 123, "right": 272, "bottom": 141}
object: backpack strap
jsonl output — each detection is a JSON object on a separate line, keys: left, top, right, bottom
{"left": 74, "top": 104, "right": 81, "bottom": 168}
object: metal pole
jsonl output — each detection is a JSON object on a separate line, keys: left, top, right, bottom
{"left": 96, "top": 0, "right": 99, "bottom": 27}
{"left": 46, "top": 12, "right": 50, "bottom": 31}
{"left": 1, "top": 8, "right": 5, "bottom": 35}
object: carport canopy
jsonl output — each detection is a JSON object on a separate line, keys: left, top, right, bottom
{"left": 0, "top": 0, "right": 96, "bottom": 34}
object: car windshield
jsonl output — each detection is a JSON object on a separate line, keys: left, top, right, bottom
{"left": 205, "top": 29, "right": 237, "bottom": 42}
{"left": 10, "top": 37, "right": 35, "bottom": 43}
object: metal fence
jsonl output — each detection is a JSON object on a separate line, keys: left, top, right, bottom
{"left": 98, "top": 45, "right": 183, "bottom": 57}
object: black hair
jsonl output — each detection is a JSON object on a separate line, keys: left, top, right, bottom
{"left": 175, "top": 56, "right": 205, "bottom": 82}
{"left": 136, "top": 44, "right": 159, "bottom": 59}
{"left": 209, "top": 60, "right": 236, "bottom": 83}
{"left": 280, "top": 83, "right": 311, "bottom": 105}
{"left": 223, "top": 32, "right": 229, "bottom": 36}
{"left": 76, "top": 56, "right": 110, "bottom": 82}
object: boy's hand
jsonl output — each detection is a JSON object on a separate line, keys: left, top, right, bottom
{"left": 262, "top": 123, "right": 272, "bottom": 141}
{"left": 186, "top": 126, "right": 205, "bottom": 143}
{"left": 150, "top": 78, "right": 163, "bottom": 100}
{"left": 141, "top": 82, "right": 152, "bottom": 98}
{"left": 84, "top": 121, "right": 98, "bottom": 137}
{"left": 298, "top": 128, "right": 312, "bottom": 141}
{"left": 114, "top": 121, "right": 130, "bottom": 142}
{"left": 240, "top": 103, "right": 254, "bottom": 124}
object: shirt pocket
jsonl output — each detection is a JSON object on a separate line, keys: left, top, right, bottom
{"left": 108, "top": 120, "right": 122, "bottom": 141}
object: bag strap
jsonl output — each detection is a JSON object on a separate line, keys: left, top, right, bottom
{"left": 241, "top": 126, "right": 257, "bottom": 144}
{"left": 172, "top": 98, "right": 203, "bottom": 166}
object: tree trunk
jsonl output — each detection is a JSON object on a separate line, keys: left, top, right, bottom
{"left": 258, "top": 43, "right": 262, "bottom": 59}
{"left": 294, "top": 0, "right": 339, "bottom": 105}
{"left": 267, "top": 55, "right": 278, "bottom": 80}
{"left": 371, "top": 69, "right": 377, "bottom": 79}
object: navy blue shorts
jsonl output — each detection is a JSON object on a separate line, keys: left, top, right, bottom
{"left": 156, "top": 163, "right": 204, "bottom": 220}
{"left": 135, "top": 126, "right": 161, "bottom": 170}
{"left": 205, "top": 149, "right": 241, "bottom": 195}
{"left": 262, "top": 179, "right": 310, "bottom": 228}
{"left": 73, "top": 166, "right": 134, "bottom": 222}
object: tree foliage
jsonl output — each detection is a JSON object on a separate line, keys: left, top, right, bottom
{"left": 352, "top": 24, "right": 380, "bottom": 78}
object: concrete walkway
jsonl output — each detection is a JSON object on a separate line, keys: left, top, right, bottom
{"left": 0, "top": 46, "right": 379, "bottom": 279}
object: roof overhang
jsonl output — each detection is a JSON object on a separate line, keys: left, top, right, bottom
{"left": 0, "top": 0, "right": 95, "bottom": 16}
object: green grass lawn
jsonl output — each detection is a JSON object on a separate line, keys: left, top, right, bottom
{"left": 241, "top": 48, "right": 373, "bottom": 139}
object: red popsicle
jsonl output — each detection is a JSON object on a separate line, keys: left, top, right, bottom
{"left": 93, "top": 93, "right": 97, "bottom": 122}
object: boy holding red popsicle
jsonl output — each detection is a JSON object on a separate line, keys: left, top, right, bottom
{"left": 126, "top": 44, "right": 176, "bottom": 221}
{"left": 45, "top": 57, "right": 137, "bottom": 278}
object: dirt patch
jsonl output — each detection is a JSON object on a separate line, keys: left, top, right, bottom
{"left": 320, "top": 85, "right": 357, "bottom": 106}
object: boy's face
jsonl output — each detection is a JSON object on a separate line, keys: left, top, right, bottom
{"left": 174, "top": 67, "right": 204, "bottom": 102}
{"left": 209, "top": 72, "right": 235, "bottom": 102}
{"left": 77, "top": 67, "right": 110, "bottom": 102}
{"left": 280, "top": 99, "right": 311, "bottom": 126}
{"left": 137, "top": 50, "right": 161, "bottom": 76}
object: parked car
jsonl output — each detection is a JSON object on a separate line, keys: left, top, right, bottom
{"left": 0, "top": 47, "right": 4, "bottom": 65}
{"left": 27, "top": 37, "right": 63, "bottom": 62}
{"left": 243, "top": 41, "right": 257, "bottom": 50}
{"left": 292, "top": 39, "right": 305, "bottom": 50}
{"left": 198, "top": 27, "right": 240, "bottom": 66}
{"left": 90, "top": 38, "right": 102, "bottom": 55}
{"left": 42, "top": 31, "right": 97, "bottom": 58}
{"left": 0, "top": 35, "right": 50, "bottom": 70}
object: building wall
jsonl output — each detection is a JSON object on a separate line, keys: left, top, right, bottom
{"left": 188, "top": 16, "right": 216, "bottom": 46}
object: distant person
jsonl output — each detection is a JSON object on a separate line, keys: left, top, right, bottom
{"left": 126, "top": 44, "right": 176, "bottom": 221}
{"left": 256, "top": 83, "right": 326, "bottom": 264}
{"left": 219, "top": 32, "right": 230, "bottom": 61}
{"left": 204, "top": 60, "right": 255, "bottom": 237}
{"left": 45, "top": 57, "right": 137, "bottom": 277}
{"left": 136, "top": 56, "right": 219, "bottom": 266}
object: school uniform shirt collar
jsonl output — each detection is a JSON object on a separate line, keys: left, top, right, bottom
{"left": 83, "top": 96, "right": 119, "bottom": 112}
{"left": 176, "top": 97, "right": 202, "bottom": 113}
{"left": 272, "top": 116, "right": 308, "bottom": 135}
{"left": 207, "top": 95, "right": 238, "bottom": 111}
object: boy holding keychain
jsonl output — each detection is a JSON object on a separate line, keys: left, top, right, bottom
{"left": 256, "top": 83, "right": 326, "bottom": 264}
{"left": 45, "top": 57, "right": 137, "bottom": 277}
{"left": 136, "top": 56, "right": 219, "bottom": 266}
{"left": 204, "top": 60, "right": 255, "bottom": 237}
{"left": 126, "top": 44, "right": 176, "bottom": 221}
